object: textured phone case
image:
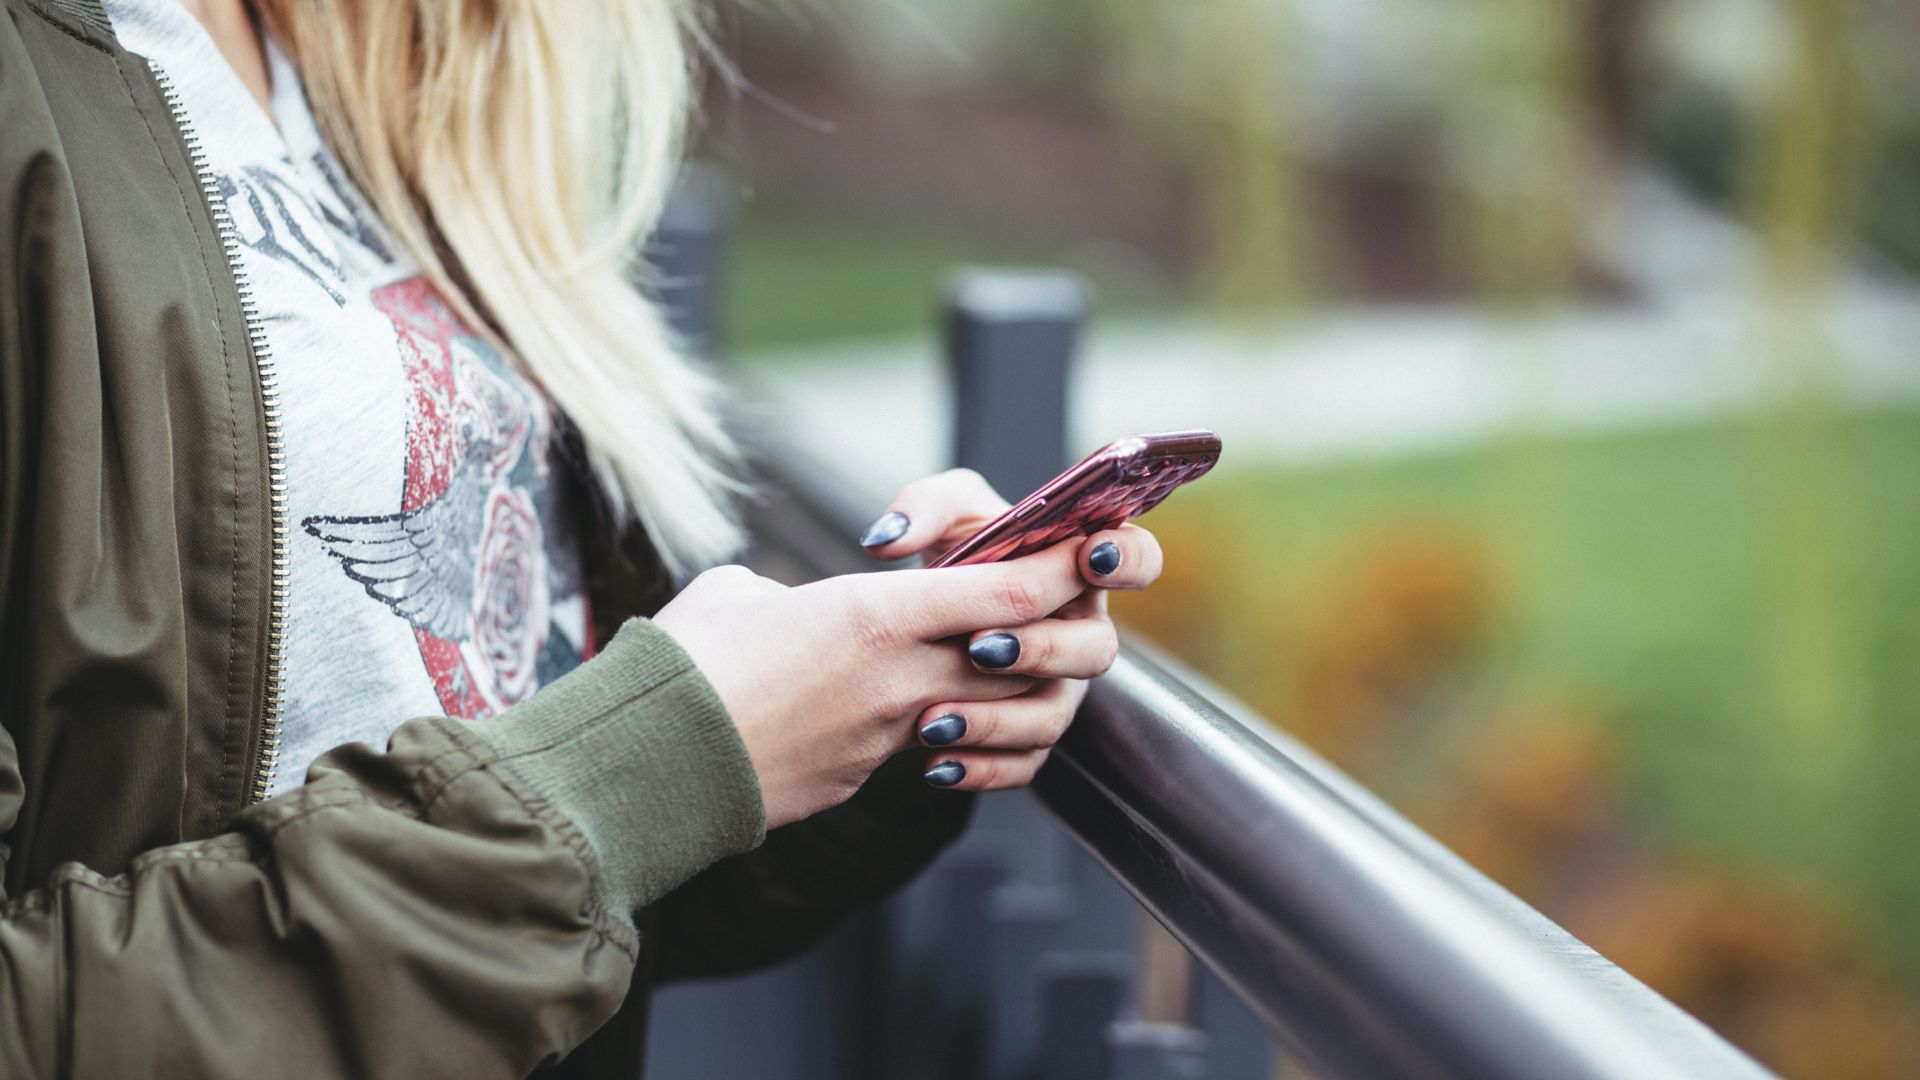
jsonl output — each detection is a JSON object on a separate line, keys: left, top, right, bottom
{"left": 927, "top": 431, "right": 1221, "bottom": 568}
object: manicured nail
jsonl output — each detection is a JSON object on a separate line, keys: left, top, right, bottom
{"left": 924, "top": 761, "right": 966, "bottom": 787}
{"left": 969, "top": 633, "right": 1021, "bottom": 670}
{"left": 859, "top": 511, "right": 910, "bottom": 548}
{"left": 1088, "top": 541, "right": 1122, "bottom": 576}
{"left": 920, "top": 713, "right": 968, "bottom": 746}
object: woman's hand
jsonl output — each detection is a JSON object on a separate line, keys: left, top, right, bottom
{"left": 654, "top": 538, "right": 1115, "bottom": 828}
{"left": 855, "top": 468, "right": 1164, "bottom": 792}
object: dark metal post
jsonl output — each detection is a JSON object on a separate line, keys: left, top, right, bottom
{"left": 930, "top": 269, "right": 1275, "bottom": 1079}
{"left": 945, "top": 269, "right": 1097, "bottom": 1078}
{"left": 945, "top": 269, "right": 1084, "bottom": 497}
{"left": 915, "top": 267, "right": 1212, "bottom": 1080}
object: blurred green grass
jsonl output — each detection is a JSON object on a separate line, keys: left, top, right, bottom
{"left": 725, "top": 200, "right": 1173, "bottom": 353}
{"left": 1157, "top": 404, "right": 1920, "bottom": 977}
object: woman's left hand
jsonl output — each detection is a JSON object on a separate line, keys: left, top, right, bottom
{"left": 858, "top": 468, "right": 1164, "bottom": 790}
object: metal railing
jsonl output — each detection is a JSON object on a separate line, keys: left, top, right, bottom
{"left": 643, "top": 170, "right": 1778, "bottom": 1080}
{"left": 752, "top": 427, "right": 1774, "bottom": 1080}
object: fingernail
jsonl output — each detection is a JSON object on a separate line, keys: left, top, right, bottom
{"left": 969, "top": 633, "right": 1021, "bottom": 670}
{"left": 1088, "top": 541, "right": 1122, "bottom": 576}
{"left": 919, "top": 713, "right": 967, "bottom": 746}
{"left": 859, "top": 511, "right": 910, "bottom": 548}
{"left": 924, "top": 761, "right": 966, "bottom": 787}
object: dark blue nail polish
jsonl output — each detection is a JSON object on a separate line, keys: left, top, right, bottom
{"left": 924, "top": 761, "right": 966, "bottom": 787}
{"left": 1088, "top": 541, "right": 1122, "bottom": 576}
{"left": 920, "top": 713, "right": 967, "bottom": 746}
{"left": 859, "top": 511, "right": 910, "bottom": 548}
{"left": 969, "top": 633, "right": 1021, "bottom": 670}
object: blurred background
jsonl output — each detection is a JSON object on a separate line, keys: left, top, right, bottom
{"left": 680, "top": 1, "right": 1920, "bottom": 1076}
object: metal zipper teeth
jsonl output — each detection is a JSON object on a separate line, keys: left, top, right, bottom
{"left": 150, "top": 67, "right": 290, "bottom": 804}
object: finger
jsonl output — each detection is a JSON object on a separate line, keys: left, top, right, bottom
{"left": 1055, "top": 586, "right": 1107, "bottom": 621}
{"left": 857, "top": 468, "right": 1009, "bottom": 560}
{"left": 874, "top": 641, "right": 1037, "bottom": 752}
{"left": 1077, "top": 524, "right": 1163, "bottom": 591}
{"left": 908, "top": 640, "right": 1040, "bottom": 708}
{"left": 915, "top": 679, "right": 1084, "bottom": 751}
{"left": 921, "top": 747, "right": 1052, "bottom": 792}
{"left": 965, "top": 616, "right": 1118, "bottom": 680}
{"left": 881, "top": 539, "right": 1088, "bottom": 640}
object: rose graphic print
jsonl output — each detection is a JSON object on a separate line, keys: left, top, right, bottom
{"left": 469, "top": 485, "right": 550, "bottom": 704}
{"left": 303, "top": 278, "right": 591, "bottom": 718}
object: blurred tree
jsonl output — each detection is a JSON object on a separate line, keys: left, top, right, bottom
{"left": 1086, "top": 0, "right": 1334, "bottom": 313}
{"left": 1748, "top": 0, "right": 1867, "bottom": 789}
{"left": 1431, "top": 0, "right": 1600, "bottom": 309}
{"left": 1425, "top": 0, "right": 1611, "bottom": 726}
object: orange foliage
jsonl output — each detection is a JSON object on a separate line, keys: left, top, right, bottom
{"left": 1283, "top": 527, "right": 1490, "bottom": 770}
{"left": 1425, "top": 711, "right": 1619, "bottom": 897}
{"left": 1569, "top": 871, "right": 1920, "bottom": 1079}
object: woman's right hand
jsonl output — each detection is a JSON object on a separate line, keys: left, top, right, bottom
{"left": 652, "top": 541, "right": 1098, "bottom": 829}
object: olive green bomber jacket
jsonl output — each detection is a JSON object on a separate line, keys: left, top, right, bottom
{"left": 0, "top": 1, "right": 972, "bottom": 1075}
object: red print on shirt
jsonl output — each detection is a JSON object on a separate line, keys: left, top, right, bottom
{"left": 302, "top": 277, "right": 592, "bottom": 719}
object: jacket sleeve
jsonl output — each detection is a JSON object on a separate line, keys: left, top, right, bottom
{"left": 652, "top": 748, "right": 974, "bottom": 982}
{"left": 0, "top": 619, "right": 766, "bottom": 1080}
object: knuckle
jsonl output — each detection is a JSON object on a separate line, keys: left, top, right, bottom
{"left": 866, "top": 668, "right": 916, "bottom": 719}
{"left": 852, "top": 616, "right": 898, "bottom": 658}
{"left": 1024, "top": 630, "right": 1057, "bottom": 672}
{"left": 962, "top": 707, "right": 996, "bottom": 746}
{"left": 937, "top": 468, "right": 1007, "bottom": 512}
{"left": 998, "top": 576, "right": 1043, "bottom": 625}
{"left": 961, "top": 469, "right": 1006, "bottom": 503}
{"left": 964, "top": 756, "right": 998, "bottom": 790}
{"left": 897, "top": 474, "right": 936, "bottom": 502}
{"left": 839, "top": 586, "right": 899, "bottom": 653}
{"left": 945, "top": 467, "right": 988, "bottom": 490}
{"left": 693, "top": 563, "right": 752, "bottom": 591}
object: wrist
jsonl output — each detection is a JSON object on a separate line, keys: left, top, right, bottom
{"left": 476, "top": 618, "right": 768, "bottom": 916}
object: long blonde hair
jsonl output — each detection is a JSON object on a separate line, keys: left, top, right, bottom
{"left": 256, "top": 0, "right": 743, "bottom": 577}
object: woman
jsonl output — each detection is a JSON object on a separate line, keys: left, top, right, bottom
{"left": 0, "top": 0, "right": 1164, "bottom": 1077}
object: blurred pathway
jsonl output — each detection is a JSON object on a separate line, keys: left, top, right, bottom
{"left": 739, "top": 170, "right": 1920, "bottom": 489}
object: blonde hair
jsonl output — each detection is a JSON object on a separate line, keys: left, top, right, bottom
{"left": 256, "top": 0, "right": 743, "bottom": 577}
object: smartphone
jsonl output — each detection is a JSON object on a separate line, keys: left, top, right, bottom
{"left": 926, "top": 430, "right": 1222, "bottom": 569}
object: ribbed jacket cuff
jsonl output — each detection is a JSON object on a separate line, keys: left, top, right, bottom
{"left": 475, "top": 618, "right": 767, "bottom": 918}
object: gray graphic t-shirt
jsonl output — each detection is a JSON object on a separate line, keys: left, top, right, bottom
{"left": 104, "top": 1, "right": 596, "bottom": 795}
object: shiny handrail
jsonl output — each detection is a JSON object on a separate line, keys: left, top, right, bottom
{"left": 744, "top": 436, "right": 1776, "bottom": 1080}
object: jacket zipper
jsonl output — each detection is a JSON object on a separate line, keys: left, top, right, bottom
{"left": 149, "top": 67, "right": 290, "bottom": 804}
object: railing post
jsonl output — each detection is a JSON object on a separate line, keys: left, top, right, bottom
{"left": 924, "top": 269, "right": 1276, "bottom": 1080}
{"left": 944, "top": 270, "right": 1113, "bottom": 1079}
{"left": 945, "top": 269, "right": 1083, "bottom": 498}
{"left": 876, "top": 269, "right": 1095, "bottom": 1080}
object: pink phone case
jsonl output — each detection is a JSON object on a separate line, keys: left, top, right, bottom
{"left": 926, "top": 430, "right": 1221, "bottom": 569}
